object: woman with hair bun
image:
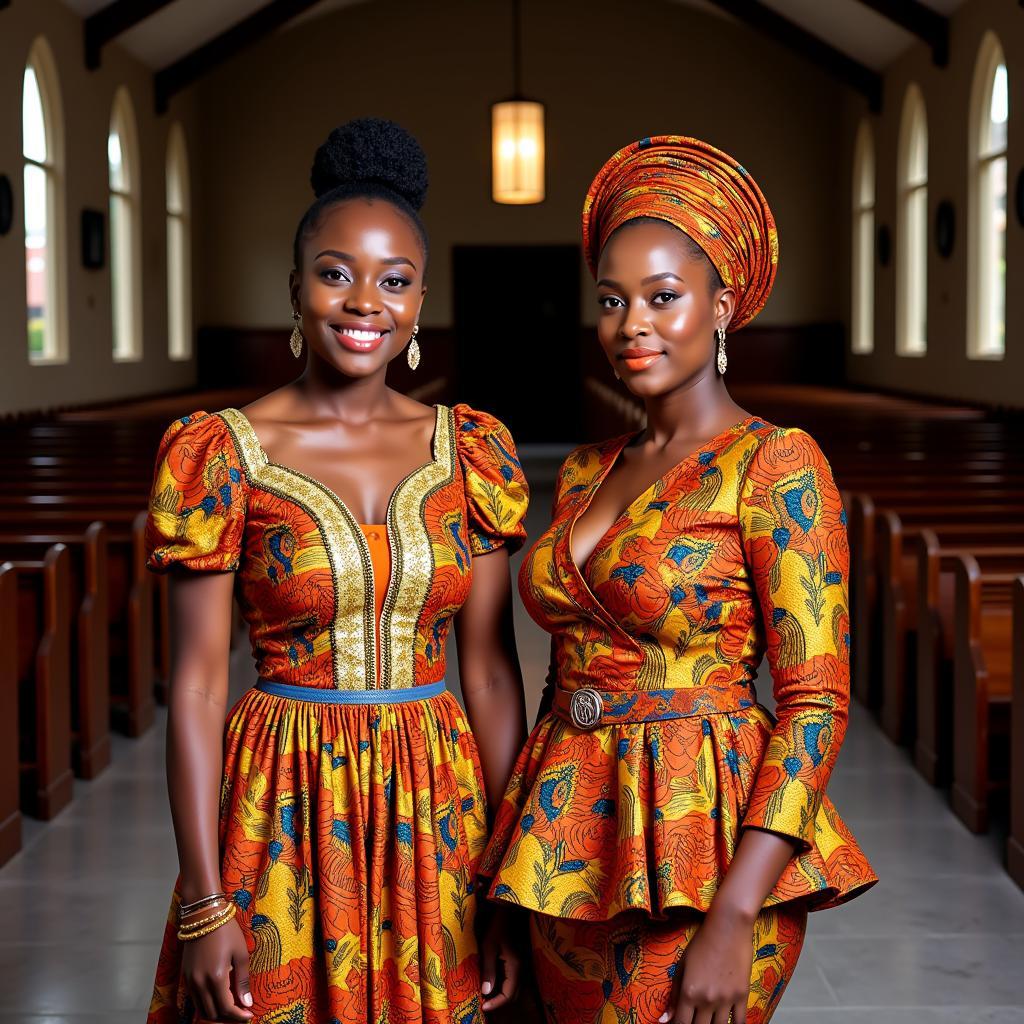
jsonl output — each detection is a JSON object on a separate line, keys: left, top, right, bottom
{"left": 144, "top": 118, "right": 528, "bottom": 1024}
{"left": 480, "top": 136, "right": 877, "bottom": 1024}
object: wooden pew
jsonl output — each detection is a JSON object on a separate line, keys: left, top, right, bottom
{"left": 1008, "top": 577, "right": 1024, "bottom": 890}
{"left": 0, "top": 524, "right": 109, "bottom": 778}
{"left": 848, "top": 494, "right": 1021, "bottom": 709}
{"left": 0, "top": 510, "right": 155, "bottom": 738}
{"left": 10, "top": 545, "right": 73, "bottom": 819}
{"left": 950, "top": 552, "right": 1024, "bottom": 832}
{"left": 914, "top": 533, "right": 1024, "bottom": 785}
{"left": 878, "top": 516, "right": 1024, "bottom": 748}
{"left": 0, "top": 564, "right": 21, "bottom": 866}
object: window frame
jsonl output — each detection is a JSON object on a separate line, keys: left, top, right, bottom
{"left": 166, "top": 122, "right": 192, "bottom": 361}
{"left": 851, "top": 118, "right": 875, "bottom": 355}
{"left": 896, "top": 83, "right": 928, "bottom": 358}
{"left": 967, "top": 32, "right": 1008, "bottom": 361}
{"left": 23, "top": 36, "right": 68, "bottom": 365}
{"left": 109, "top": 86, "right": 143, "bottom": 362}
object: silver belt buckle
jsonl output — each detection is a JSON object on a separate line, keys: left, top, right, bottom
{"left": 569, "top": 687, "right": 603, "bottom": 729}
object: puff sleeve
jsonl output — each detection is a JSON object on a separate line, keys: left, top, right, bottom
{"left": 737, "top": 427, "right": 851, "bottom": 848}
{"left": 145, "top": 411, "right": 247, "bottom": 573}
{"left": 452, "top": 403, "right": 529, "bottom": 556}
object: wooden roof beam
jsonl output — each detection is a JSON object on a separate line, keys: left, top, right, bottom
{"left": 154, "top": 0, "right": 323, "bottom": 115}
{"left": 704, "top": 0, "right": 884, "bottom": 112}
{"left": 854, "top": 0, "right": 949, "bottom": 67}
{"left": 84, "top": 0, "right": 177, "bottom": 70}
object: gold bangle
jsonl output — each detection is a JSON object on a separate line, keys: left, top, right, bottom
{"left": 178, "top": 903, "right": 235, "bottom": 932}
{"left": 177, "top": 903, "right": 236, "bottom": 941}
{"left": 178, "top": 891, "right": 227, "bottom": 914}
{"left": 178, "top": 898, "right": 229, "bottom": 924}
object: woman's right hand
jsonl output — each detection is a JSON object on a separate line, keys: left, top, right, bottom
{"left": 182, "top": 916, "right": 253, "bottom": 1022}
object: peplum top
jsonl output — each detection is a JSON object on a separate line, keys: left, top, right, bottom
{"left": 480, "top": 415, "right": 877, "bottom": 920}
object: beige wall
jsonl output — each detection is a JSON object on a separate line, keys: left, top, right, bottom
{"left": 0, "top": 0, "right": 199, "bottom": 415}
{"left": 192, "top": 0, "right": 847, "bottom": 335}
{"left": 842, "top": 0, "right": 1023, "bottom": 408}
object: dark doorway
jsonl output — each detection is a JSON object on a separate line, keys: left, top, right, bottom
{"left": 452, "top": 245, "right": 582, "bottom": 444}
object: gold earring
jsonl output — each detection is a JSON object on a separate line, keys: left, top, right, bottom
{"left": 406, "top": 324, "right": 421, "bottom": 370}
{"left": 289, "top": 311, "right": 303, "bottom": 359}
{"left": 716, "top": 326, "right": 727, "bottom": 375}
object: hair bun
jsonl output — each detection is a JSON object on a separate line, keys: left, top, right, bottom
{"left": 310, "top": 117, "right": 428, "bottom": 210}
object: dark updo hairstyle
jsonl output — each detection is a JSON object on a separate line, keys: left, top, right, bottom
{"left": 292, "top": 117, "right": 429, "bottom": 269}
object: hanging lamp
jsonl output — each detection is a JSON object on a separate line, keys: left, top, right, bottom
{"left": 491, "top": 0, "right": 545, "bottom": 204}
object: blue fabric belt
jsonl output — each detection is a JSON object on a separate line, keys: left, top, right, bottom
{"left": 254, "top": 678, "right": 447, "bottom": 704}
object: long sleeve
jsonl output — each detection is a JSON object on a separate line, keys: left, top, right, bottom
{"left": 737, "top": 427, "right": 851, "bottom": 848}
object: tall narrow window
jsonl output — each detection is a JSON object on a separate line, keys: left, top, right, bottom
{"left": 166, "top": 123, "right": 192, "bottom": 360}
{"left": 24, "top": 38, "right": 66, "bottom": 363}
{"left": 968, "top": 33, "right": 1008, "bottom": 359}
{"left": 896, "top": 84, "right": 928, "bottom": 356}
{"left": 109, "top": 88, "right": 142, "bottom": 360}
{"left": 851, "top": 119, "right": 875, "bottom": 354}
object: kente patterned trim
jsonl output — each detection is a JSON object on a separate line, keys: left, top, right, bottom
{"left": 219, "top": 407, "right": 375, "bottom": 690}
{"left": 381, "top": 405, "right": 455, "bottom": 689}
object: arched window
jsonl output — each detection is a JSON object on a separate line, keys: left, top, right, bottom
{"left": 166, "top": 123, "right": 192, "bottom": 360}
{"left": 23, "top": 37, "right": 66, "bottom": 363}
{"left": 896, "top": 84, "right": 928, "bottom": 356}
{"left": 967, "top": 33, "right": 1008, "bottom": 359}
{"left": 851, "top": 118, "right": 875, "bottom": 354}
{"left": 109, "top": 87, "right": 142, "bottom": 361}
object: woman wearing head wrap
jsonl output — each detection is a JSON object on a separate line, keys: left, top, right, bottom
{"left": 479, "top": 136, "right": 876, "bottom": 1024}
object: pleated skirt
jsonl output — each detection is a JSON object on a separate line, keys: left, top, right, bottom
{"left": 146, "top": 684, "right": 488, "bottom": 1024}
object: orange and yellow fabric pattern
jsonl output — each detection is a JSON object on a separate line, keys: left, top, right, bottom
{"left": 581, "top": 135, "right": 778, "bottom": 332}
{"left": 144, "top": 403, "right": 528, "bottom": 1024}
{"left": 481, "top": 416, "right": 876, "bottom": 922}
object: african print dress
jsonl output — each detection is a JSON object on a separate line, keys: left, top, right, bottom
{"left": 480, "top": 416, "right": 876, "bottom": 1023}
{"left": 143, "top": 403, "right": 528, "bottom": 1024}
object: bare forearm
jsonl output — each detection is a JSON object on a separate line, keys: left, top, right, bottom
{"left": 166, "top": 677, "right": 229, "bottom": 903}
{"left": 708, "top": 827, "right": 799, "bottom": 925}
{"left": 462, "top": 669, "right": 527, "bottom": 815}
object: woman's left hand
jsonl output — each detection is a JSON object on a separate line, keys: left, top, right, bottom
{"left": 660, "top": 902, "right": 755, "bottom": 1024}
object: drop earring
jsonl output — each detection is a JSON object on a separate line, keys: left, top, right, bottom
{"left": 716, "top": 326, "right": 727, "bottom": 375}
{"left": 407, "top": 324, "right": 421, "bottom": 370}
{"left": 289, "top": 311, "right": 303, "bottom": 359}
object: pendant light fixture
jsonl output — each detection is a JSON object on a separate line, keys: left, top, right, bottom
{"left": 491, "top": 0, "right": 545, "bottom": 204}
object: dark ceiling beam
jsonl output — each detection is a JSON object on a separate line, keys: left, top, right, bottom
{"left": 154, "top": 0, "right": 323, "bottom": 114}
{"left": 84, "top": 0, "right": 177, "bottom": 70}
{"left": 854, "top": 0, "right": 949, "bottom": 67}
{"left": 704, "top": 0, "right": 883, "bottom": 112}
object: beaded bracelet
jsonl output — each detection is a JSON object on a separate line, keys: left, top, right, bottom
{"left": 179, "top": 902, "right": 234, "bottom": 931}
{"left": 177, "top": 903, "right": 237, "bottom": 941}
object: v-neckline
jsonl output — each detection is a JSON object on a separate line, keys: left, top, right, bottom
{"left": 226, "top": 403, "right": 445, "bottom": 527}
{"left": 567, "top": 415, "right": 756, "bottom": 582}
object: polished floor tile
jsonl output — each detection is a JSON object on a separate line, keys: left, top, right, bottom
{"left": 1, "top": 449, "right": 1022, "bottom": 1017}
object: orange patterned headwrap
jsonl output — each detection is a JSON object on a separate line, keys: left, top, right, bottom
{"left": 582, "top": 135, "right": 778, "bottom": 332}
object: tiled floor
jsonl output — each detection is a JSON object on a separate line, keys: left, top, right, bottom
{"left": 2, "top": 448, "right": 1023, "bottom": 1023}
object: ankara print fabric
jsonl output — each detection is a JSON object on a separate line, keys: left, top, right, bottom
{"left": 530, "top": 902, "right": 807, "bottom": 1024}
{"left": 481, "top": 417, "right": 876, "bottom": 922}
{"left": 143, "top": 404, "right": 529, "bottom": 1024}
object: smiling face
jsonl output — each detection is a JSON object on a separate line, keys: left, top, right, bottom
{"left": 290, "top": 197, "right": 426, "bottom": 378}
{"left": 595, "top": 218, "right": 735, "bottom": 399}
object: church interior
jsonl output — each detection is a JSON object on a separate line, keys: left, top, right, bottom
{"left": 0, "top": 0, "right": 1023, "bottom": 1020}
